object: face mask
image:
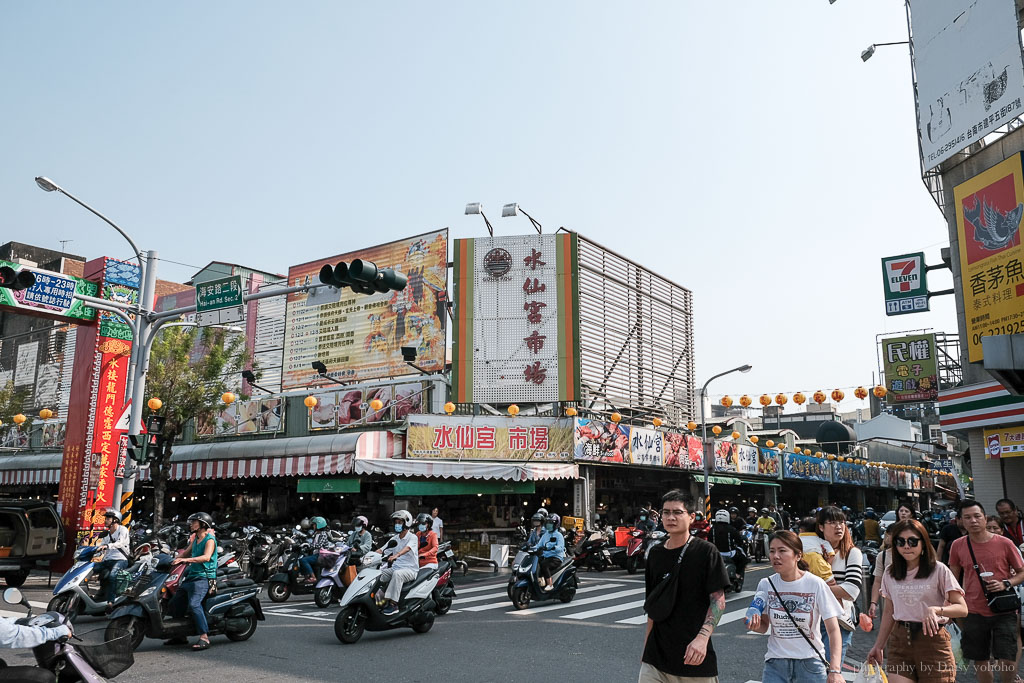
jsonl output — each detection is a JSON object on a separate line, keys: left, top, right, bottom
{"left": 545, "top": 524, "right": 555, "bottom": 532}
{"left": 394, "top": 523, "right": 404, "bottom": 533}
{"left": 639, "top": 516, "right": 646, "bottom": 521}
{"left": 354, "top": 525, "right": 363, "bottom": 532}
{"left": 418, "top": 524, "right": 427, "bottom": 532}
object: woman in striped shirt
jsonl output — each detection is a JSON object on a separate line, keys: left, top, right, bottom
{"left": 816, "top": 506, "right": 863, "bottom": 665}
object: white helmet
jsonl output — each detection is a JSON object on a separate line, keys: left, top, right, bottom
{"left": 391, "top": 510, "right": 413, "bottom": 527}
{"left": 714, "top": 510, "right": 731, "bottom": 523}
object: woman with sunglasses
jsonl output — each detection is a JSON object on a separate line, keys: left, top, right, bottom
{"left": 867, "top": 519, "right": 967, "bottom": 683}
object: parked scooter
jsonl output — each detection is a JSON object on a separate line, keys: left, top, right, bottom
{"left": 106, "top": 552, "right": 264, "bottom": 650}
{"left": 573, "top": 529, "right": 612, "bottom": 572}
{"left": 509, "top": 547, "right": 578, "bottom": 610}
{"left": 624, "top": 527, "right": 648, "bottom": 574}
{"left": 333, "top": 543, "right": 438, "bottom": 644}
{"left": 314, "top": 543, "right": 352, "bottom": 608}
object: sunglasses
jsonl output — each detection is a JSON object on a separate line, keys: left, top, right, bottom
{"left": 894, "top": 537, "right": 922, "bottom": 548}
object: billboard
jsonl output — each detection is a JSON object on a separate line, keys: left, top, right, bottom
{"left": 452, "top": 233, "right": 580, "bottom": 404}
{"left": 881, "top": 253, "right": 929, "bottom": 315}
{"left": 665, "top": 432, "right": 703, "bottom": 470}
{"left": 831, "top": 461, "right": 869, "bottom": 486}
{"left": 954, "top": 153, "right": 1024, "bottom": 362}
{"left": 881, "top": 333, "right": 939, "bottom": 402}
{"left": 0, "top": 259, "right": 98, "bottom": 323}
{"left": 574, "top": 418, "right": 630, "bottom": 462}
{"left": 909, "top": 0, "right": 1024, "bottom": 170}
{"left": 758, "top": 448, "right": 781, "bottom": 478}
{"left": 983, "top": 423, "right": 1024, "bottom": 458}
{"left": 782, "top": 453, "right": 831, "bottom": 482}
{"left": 281, "top": 230, "right": 448, "bottom": 389}
{"left": 406, "top": 414, "right": 573, "bottom": 461}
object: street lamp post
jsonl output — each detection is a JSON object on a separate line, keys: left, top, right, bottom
{"left": 699, "top": 364, "right": 752, "bottom": 512}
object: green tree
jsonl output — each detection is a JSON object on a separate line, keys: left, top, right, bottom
{"left": 142, "top": 327, "right": 248, "bottom": 526}
{"left": 0, "top": 381, "right": 32, "bottom": 446}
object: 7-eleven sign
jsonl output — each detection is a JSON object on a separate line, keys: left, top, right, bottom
{"left": 881, "top": 252, "right": 929, "bottom": 316}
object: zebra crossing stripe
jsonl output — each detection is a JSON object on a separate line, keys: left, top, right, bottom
{"left": 456, "top": 582, "right": 509, "bottom": 594}
{"left": 461, "top": 583, "right": 621, "bottom": 612}
{"left": 562, "top": 599, "right": 646, "bottom": 620}
{"left": 507, "top": 588, "right": 644, "bottom": 616}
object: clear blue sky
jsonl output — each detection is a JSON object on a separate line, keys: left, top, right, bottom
{"left": 0, "top": 2, "right": 957, "bottom": 407}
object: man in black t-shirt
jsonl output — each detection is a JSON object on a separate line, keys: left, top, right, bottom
{"left": 936, "top": 511, "right": 964, "bottom": 565}
{"left": 641, "top": 490, "right": 729, "bottom": 683}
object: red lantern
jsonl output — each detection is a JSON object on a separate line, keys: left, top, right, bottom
{"left": 792, "top": 392, "right": 806, "bottom": 405}
{"left": 873, "top": 385, "right": 888, "bottom": 398}
{"left": 831, "top": 389, "right": 845, "bottom": 402}
{"left": 720, "top": 395, "right": 733, "bottom": 408}
{"left": 759, "top": 394, "right": 771, "bottom": 406}
{"left": 739, "top": 395, "right": 752, "bottom": 407}
{"left": 812, "top": 391, "right": 827, "bottom": 404}
{"left": 854, "top": 386, "right": 868, "bottom": 400}
{"left": 775, "top": 393, "right": 788, "bottom": 406}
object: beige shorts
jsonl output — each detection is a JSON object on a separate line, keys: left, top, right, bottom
{"left": 638, "top": 662, "right": 720, "bottom": 683}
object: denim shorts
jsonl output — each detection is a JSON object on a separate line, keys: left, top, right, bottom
{"left": 762, "top": 657, "right": 827, "bottom": 683}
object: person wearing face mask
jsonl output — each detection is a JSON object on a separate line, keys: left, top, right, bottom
{"left": 415, "top": 513, "right": 438, "bottom": 569}
{"left": 377, "top": 511, "right": 419, "bottom": 615}
{"left": 526, "top": 512, "right": 546, "bottom": 546}
{"left": 532, "top": 513, "right": 566, "bottom": 591}
{"left": 347, "top": 516, "right": 372, "bottom": 562}
{"left": 635, "top": 508, "right": 656, "bottom": 534}
{"left": 95, "top": 509, "right": 130, "bottom": 603}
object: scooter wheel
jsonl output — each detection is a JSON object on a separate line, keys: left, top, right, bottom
{"left": 411, "top": 611, "right": 434, "bottom": 634}
{"left": 335, "top": 606, "right": 367, "bottom": 644}
{"left": 510, "top": 586, "right": 530, "bottom": 610}
{"left": 314, "top": 586, "right": 335, "bottom": 608}
{"left": 434, "top": 596, "right": 452, "bottom": 615}
{"left": 226, "top": 613, "right": 258, "bottom": 642}
{"left": 107, "top": 615, "right": 146, "bottom": 651}
{"left": 559, "top": 587, "right": 577, "bottom": 603}
{"left": 626, "top": 555, "right": 640, "bottom": 575}
{"left": 268, "top": 582, "right": 291, "bottom": 603}
{"left": 47, "top": 593, "right": 80, "bottom": 621}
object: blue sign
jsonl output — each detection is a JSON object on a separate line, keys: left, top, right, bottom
{"left": 782, "top": 453, "right": 831, "bottom": 483}
{"left": 22, "top": 271, "right": 77, "bottom": 310}
{"left": 758, "top": 448, "right": 781, "bottom": 478}
{"left": 831, "top": 461, "right": 869, "bottom": 486}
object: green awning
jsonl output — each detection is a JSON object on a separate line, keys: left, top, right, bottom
{"left": 297, "top": 478, "right": 361, "bottom": 493}
{"left": 393, "top": 479, "right": 536, "bottom": 496}
{"left": 693, "top": 474, "right": 781, "bottom": 488}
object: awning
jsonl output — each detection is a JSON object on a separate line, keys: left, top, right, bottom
{"left": 142, "top": 453, "right": 354, "bottom": 482}
{"left": 0, "top": 453, "right": 62, "bottom": 486}
{"left": 297, "top": 477, "right": 361, "bottom": 493}
{"left": 393, "top": 479, "right": 536, "bottom": 496}
{"left": 693, "top": 474, "right": 781, "bottom": 488}
{"left": 354, "top": 459, "right": 578, "bottom": 482}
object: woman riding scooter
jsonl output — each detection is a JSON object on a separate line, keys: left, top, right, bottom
{"left": 166, "top": 512, "right": 218, "bottom": 650}
{"left": 415, "top": 514, "right": 438, "bottom": 569}
{"left": 298, "top": 516, "right": 332, "bottom": 585}
{"left": 533, "top": 514, "right": 566, "bottom": 591}
{"left": 347, "top": 516, "right": 373, "bottom": 561}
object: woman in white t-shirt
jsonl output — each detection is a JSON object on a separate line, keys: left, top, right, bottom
{"left": 867, "top": 519, "right": 966, "bottom": 683}
{"left": 747, "top": 531, "right": 844, "bottom": 683}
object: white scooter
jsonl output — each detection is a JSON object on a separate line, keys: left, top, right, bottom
{"left": 333, "top": 540, "right": 438, "bottom": 644}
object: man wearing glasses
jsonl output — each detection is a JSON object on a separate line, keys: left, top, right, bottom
{"left": 640, "top": 490, "right": 729, "bottom": 683}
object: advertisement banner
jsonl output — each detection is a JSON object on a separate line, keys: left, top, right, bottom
{"left": 983, "top": 423, "right": 1024, "bottom": 458}
{"left": 735, "top": 444, "right": 758, "bottom": 475}
{"left": 831, "top": 461, "right": 869, "bottom": 486}
{"left": 664, "top": 433, "right": 704, "bottom": 470}
{"left": 881, "top": 333, "right": 939, "bottom": 402}
{"left": 88, "top": 339, "right": 131, "bottom": 514}
{"left": 629, "top": 427, "right": 663, "bottom": 467}
{"left": 782, "top": 453, "right": 831, "bottom": 482}
{"left": 954, "top": 153, "right": 1024, "bottom": 362}
{"left": 407, "top": 414, "right": 573, "bottom": 461}
{"left": 879, "top": 468, "right": 891, "bottom": 488}
{"left": 881, "top": 253, "right": 929, "bottom": 315}
{"left": 573, "top": 418, "right": 630, "bottom": 463}
{"left": 868, "top": 467, "right": 881, "bottom": 488}
{"left": 452, "top": 233, "right": 580, "bottom": 404}
{"left": 281, "top": 230, "right": 448, "bottom": 389}
{"left": 758, "top": 448, "right": 781, "bottom": 478}
{"left": 0, "top": 259, "right": 98, "bottom": 323}
{"left": 714, "top": 441, "right": 736, "bottom": 473}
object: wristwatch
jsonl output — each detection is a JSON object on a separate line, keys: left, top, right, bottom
{"left": 1003, "top": 579, "right": 1012, "bottom": 590}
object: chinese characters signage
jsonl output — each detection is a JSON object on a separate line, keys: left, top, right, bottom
{"left": 574, "top": 418, "right": 630, "bottom": 463}
{"left": 281, "top": 230, "right": 448, "bottom": 388}
{"left": 452, "top": 233, "right": 580, "bottom": 404}
{"left": 831, "top": 461, "right": 869, "bottom": 486}
{"left": 954, "top": 153, "right": 1024, "bottom": 362}
{"left": 881, "top": 253, "right": 929, "bottom": 316}
{"left": 782, "top": 453, "right": 831, "bottom": 483}
{"left": 881, "top": 333, "right": 939, "bottom": 402}
{"left": 406, "top": 415, "right": 573, "bottom": 461}
{"left": 983, "top": 423, "right": 1024, "bottom": 458}
{"left": 89, "top": 339, "right": 131, "bottom": 512}
{"left": 629, "top": 427, "right": 662, "bottom": 466}
{"left": 665, "top": 433, "right": 703, "bottom": 470}
{"left": 0, "top": 259, "right": 98, "bottom": 323}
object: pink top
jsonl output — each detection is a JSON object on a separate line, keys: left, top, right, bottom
{"left": 880, "top": 562, "right": 963, "bottom": 623}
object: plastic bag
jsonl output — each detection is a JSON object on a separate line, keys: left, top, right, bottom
{"left": 946, "top": 622, "right": 965, "bottom": 670}
{"left": 852, "top": 663, "right": 888, "bottom": 683}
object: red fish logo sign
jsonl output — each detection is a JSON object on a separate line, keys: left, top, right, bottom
{"left": 961, "top": 172, "right": 1023, "bottom": 266}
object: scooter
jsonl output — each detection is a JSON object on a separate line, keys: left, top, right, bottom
{"left": 624, "top": 527, "right": 648, "bottom": 574}
{"left": 720, "top": 551, "right": 745, "bottom": 594}
{"left": 507, "top": 542, "right": 531, "bottom": 599}
{"left": 752, "top": 526, "right": 768, "bottom": 562}
{"left": 573, "top": 530, "right": 612, "bottom": 572}
{"left": 267, "top": 536, "right": 316, "bottom": 603}
{"left": 314, "top": 543, "right": 352, "bottom": 608}
{"left": 106, "top": 552, "right": 265, "bottom": 650}
{"left": 333, "top": 542, "right": 438, "bottom": 644}
{"left": 431, "top": 542, "right": 457, "bottom": 615}
{"left": 509, "top": 547, "right": 578, "bottom": 610}
{"left": 48, "top": 543, "right": 159, "bottom": 619}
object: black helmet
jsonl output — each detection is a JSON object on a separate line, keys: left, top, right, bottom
{"left": 187, "top": 512, "right": 214, "bottom": 529}
{"left": 760, "top": 508, "right": 769, "bottom": 514}
{"left": 415, "top": 513, "right": 433, "bottom": 529}
{"left": 530, "top": 512, "right": 545, "bottom": 525}
{"left": 728, "top": 506, "right": 739, "bottom": 514}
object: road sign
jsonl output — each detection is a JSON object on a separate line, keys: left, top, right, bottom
{"left": 881, "top": 252, "right": 929, "bottom": 316}
{"left": 195, "top": 275, "right": 244, "bottom": 327}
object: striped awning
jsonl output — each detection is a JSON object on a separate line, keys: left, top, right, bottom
{"left": 0, "top": 467, "right": 60, "bottom": 485}
{"left": 939, "top": 381, "right": 1024, "bottom": 431}
{"left": 0, "top": 453, "right": 63, "bottom": 486}
{"left": 141, "top": 453, "right": 354, "bottom": 481}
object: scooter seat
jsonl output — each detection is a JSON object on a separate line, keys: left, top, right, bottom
{"left": 217, "top": 577, "right": 255, "bottom": 589}
{"left": 400, "top": 567, "right": 436, "bottom": 595}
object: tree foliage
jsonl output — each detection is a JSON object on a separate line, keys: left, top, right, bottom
{"left": 0, "top": 381, "right": 32, "bottom": 444}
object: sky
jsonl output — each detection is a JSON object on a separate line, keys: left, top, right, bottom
{"left": 0, "top": 2, "right": 959, "bottom": 409}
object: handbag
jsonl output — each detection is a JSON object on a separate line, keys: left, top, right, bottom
{"left": 851, "top": 663, "right": 888, "bottom": 683}
{"left": 767, "top": 577, "right": 830, "bottom": 669}
{"left": 965, "top": 538, "right": 1022, "bottom": 614}
{"left": 643, "top": 538, "right": 691, "bottom": 622}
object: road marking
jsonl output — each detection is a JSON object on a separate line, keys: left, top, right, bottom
{"left": 263, "top": 607, "right": 301, "bottom": 613}
{"left": 455, "top": 590, "right": 509, "bottom": 604}
{"left": 461, "top": 583, "right": 620, "bottom": 612}
{"left": 727, "top": 590, "right": 755, "bottom": 602}
{"left": 616, "top": 614, "right": 648, "bottom": 625}
{"left": 718, "top": 607, "right": 751, "bottom": 626}
{"left": 263, "top": 611, "right": 335, "bottom": 622}
{"left": 508, "top": 588, "right": 644, "bottom": 615}
{"left": 562, "top": 599, "right": 646, "bottom": 620}
{"left": 610, "top": 590, "right": 756, "bottom": 625}
{"left": 455, "top": 582, "right": 508, "bottom": 594}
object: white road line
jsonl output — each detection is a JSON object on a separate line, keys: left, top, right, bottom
{"left": 263, "top": 611, "right": 335, "bottom": 622}
{"left": 454, "top": 582, "right": 508, "bottom": 594}
{"left": 562, "top": 599, "right": 646, "bottom": 620}
{"left": 727, "top": 590, "right": 755, "bottom": 602}
{"left": 454, "top": 590, "right": 509, "bottom": 604}
{"left": 616, "top": 614, "right": 648, "bottom": 625}
{"left": 612, "top": 591, "right": 755, "bottom": 626}
{"left": 263, "top": 607, "right": 301, "bottom": 613}
{"left": 508, "top": 588, "right": 644, "bottom": 616}
{"left": 461, "top": 583, "right": 621, "bottom": 612}
{"left": 717, "top": 607, "right": 750, "bottom": 626}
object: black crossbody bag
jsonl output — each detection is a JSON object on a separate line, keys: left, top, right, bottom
{"left": 643, "top": 538, "right": 692, "bottom": 622}
{"left": 767, "top": 577, "right": 830, "bottom": 668}
{"left": 966, "top": 538, "right": 1022, "bottom": 614}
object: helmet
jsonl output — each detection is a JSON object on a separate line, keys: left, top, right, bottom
{"left": 728, "top": 507, "right": 739, "bottom": 514}
{"left": 103, "top": 508, "right": 122, "bottom": 523}
{"left": 695, "top": 511, "right": 705, "bottom": 521}
{"left": 864, "top": 509, "right": 876, "bottom": 520}
{"left": 530, "top": 512, "right": 545, "bottom": 525}
{"left": 415, "top": 513, "right": 433, "bottom": 529}
{"left": 353, "top": 516, "right": 368, "bottom": 529}
{"left": 841, "top": 506, "right": 851, "bottom": 513}
{"left": 187, "top": 512, "right": 214, "bottom": 529}
{"left": 310, "top": 516, "right": 327, "bottom": 531}
{"left": 536, "top": 507, "right": 549, "bottom": 518}
{"left": 546, "top": 513, "right": 561, "bottom": 528}
{"left": 760, "top": 508, "right": 769, "bottom": 514}
{"left": 715, "top": 510, "right": 731, "bottom": 523}
{"left": 299, "top": 517, "right": 311, "bottom": 531}
{"left": 391, "top": 510, "right": 413, "bottom": 527}
{"left": 748, "top": 507, "right": 757, "bottom": 513}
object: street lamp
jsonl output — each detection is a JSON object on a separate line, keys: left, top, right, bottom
{"left": 699, "top": 364, "right": 752, "bottom": 509}
{"left": 501, "top": 203, "right": 543, "bottom": 234}
{"left": 465, "top": 202, "right": 495, "bottom": 237}
{"left": 860, "top": 41, "right": 909, "bottom": 62}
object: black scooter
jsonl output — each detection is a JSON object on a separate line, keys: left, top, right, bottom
{"left": 509, "top": 547, "right": 578, "bottom": 610}
{"left": 106, "top": 552, "right": 265, "bottom": 650}
{"left": 267, "top": 537, "right": 316, "bottom": 602}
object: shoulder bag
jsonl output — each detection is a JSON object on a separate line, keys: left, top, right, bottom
{"left": 966, "top": 537, "right": 1022, "bottom": 614}
{"left": 767, "top": 577, "right": 830, "bottom": 669}
{"left": 643, "top": 537, "right": 692, "bottom": 622}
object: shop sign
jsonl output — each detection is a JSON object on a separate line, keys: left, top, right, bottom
{"left": 199, "top": 396, "right": 291, "bottom": 436}
{"left": 921, "top": 474, "right": 935, "bottom": 492}
{"left": 573, "top": 418, "right": 630, "bottom": 463}
{"left": 868, "top": 467, "right": 881, "bottom": 488}
{"left": 282, "top": 230, "right": 448, "bottom": 388}
{"left": 983, "top": 423, "right": 1024, "bottom": 458}
{"left": 881, "top": 333, "right": 939, "bottom": 402}
{"left": 831, "top": 461, "right": 869, "bottom": 486}
{"left": 664, "top": 433, "right": 703, "bottom": 470}
{"left": 912, "top": 473, "right": 922, "bottom": 490}
{"left": 881, "top": 253, "right": 929, "bottom": 316}
{"left": 629, "top": 427, "right": 662, "bottom": 466}
{"left": 734, "top": 445, "right": 758, "bottom": 475}
{"left": 879, "top": 468, "right": 890, "bottom": 488}
{"left": 758, "top": 448, "right": 781, "bottom": 478}
{"left": 953, "top": 153, "right": 1024, "bottom": 362}
{"left": 897, "top": 470, "right": 912, "bottom": 489}
{"left": 714, "top": 441, "right": 736, "bottom": 472}
{"left": 782, "top": 453, "right": 831, "bottom": 483}
{"left": 406, "top": 414, "right": 573, "bottom": 461}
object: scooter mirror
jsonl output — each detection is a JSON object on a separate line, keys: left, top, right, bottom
{"left": 386, "top": 539, "right": 398, "bottom": 548}
{"left": 3, "top": 588, "right": 25, "bottom": 607}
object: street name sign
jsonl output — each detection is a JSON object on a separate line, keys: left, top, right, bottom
{"left": 195, "top": 275, "right": 244, "bottom": 327}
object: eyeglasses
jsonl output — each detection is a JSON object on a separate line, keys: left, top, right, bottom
{"left": 825, "top": 520, "right": 846, "bottom": 527}
{"left": 660, "top": 509, "right": 689, "bottom": 518}
{"left": 894, "top": 537, "right": 921, "bottom": 548}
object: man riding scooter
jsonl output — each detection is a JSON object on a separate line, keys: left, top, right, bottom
{"left": 347, "top": 516, "right": 373, "bottom": 563}
{"left": 166, "top": 512, "right": 218, "bottom": 650}
{"left": 96, "top": 508, "right": 131, "bottom": 604}
{"left": 710, "top": 509, "right": 748, "bottom": 581}
{"left": 377, "top": 511, "right": 419, "bottom": 615}
{"left": 298, "top": 516, "right": 332, "bottom": 585}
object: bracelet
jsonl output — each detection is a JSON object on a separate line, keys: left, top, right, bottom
{"left": 870, "top": 601, "right": 877, "bottom": 605}
{"left": 829, "top": 669, "right": 841, "bottom": 674}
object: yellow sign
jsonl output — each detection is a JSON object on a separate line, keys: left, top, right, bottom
{"left": 984, "top": 424, "right": 1024, "bottom": 459}
{"left": 561, "top": 515, "right": 584, "bottom": 533}
{"left": 954, "top": 153, "right": 1024, "bottom": 362}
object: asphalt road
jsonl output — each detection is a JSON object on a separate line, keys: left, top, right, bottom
{"left": 0, "top": 561, "right": 982, "bottom": 683}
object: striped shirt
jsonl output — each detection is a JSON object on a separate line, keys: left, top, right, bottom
{"left": 830, "top": 546, "right": 863, "bottom": 623}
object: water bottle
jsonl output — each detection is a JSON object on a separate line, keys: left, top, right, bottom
{"left": 745, "top": 591, "right": 767, "bottom": 627}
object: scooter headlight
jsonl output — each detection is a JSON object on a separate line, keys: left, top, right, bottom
{"left": 139, "top": 586, "right": 157, "bottom": 598}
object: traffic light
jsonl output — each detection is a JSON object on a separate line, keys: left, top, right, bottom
{"left": 126, "top": 434, "right": 149, "bottom": 465}
{"left": 127, "top": 415, "right": 167, "bottom": 466}
{"left": 0, "top": 266, "right": 35, "bottom": 291}
{"left": 318, "top": 259, "right": 407, "bottom": 295}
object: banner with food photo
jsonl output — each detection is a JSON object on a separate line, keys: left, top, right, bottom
{"left": 573, "top": 418, "right": 630, "bottom": 463}
{"left": 664, "top": 432, "right": 703, "bottom": 470}
{"left": 258, "top": 398, "right": 284, "bottom": 433}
